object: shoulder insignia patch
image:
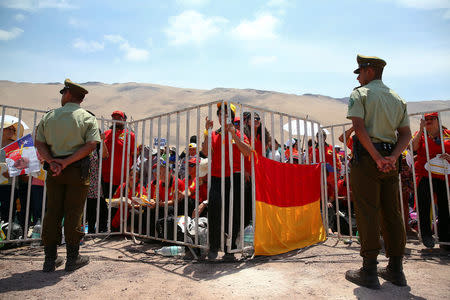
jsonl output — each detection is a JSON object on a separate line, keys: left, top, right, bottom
{"left": 348, "top": 98, "right": 354, "bottom": 110}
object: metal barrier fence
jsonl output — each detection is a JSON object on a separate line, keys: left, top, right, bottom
{"left": 0, "top": 102, "right": 326, "bottom": 257}
{"left": 116, "top": 100, "right": 325, "bottom": 255}
{"left": 3, "top": 101, "right": 446, "bottom": 253}
{"left": 320, "top": 108, "right": 450, "bottom": 247}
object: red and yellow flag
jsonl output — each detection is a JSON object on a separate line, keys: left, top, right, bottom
{"left": 254, "top": 156, "right": 326, "bottom": 255}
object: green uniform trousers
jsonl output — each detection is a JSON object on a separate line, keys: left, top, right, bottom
{"left": 42, "top": 164, "right": 89, "bottom": 246}
{"left": 350, "top": 151, "right": 406, "bottom": 259}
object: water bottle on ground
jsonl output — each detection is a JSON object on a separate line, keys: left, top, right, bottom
{"left": 243, "top": 222, "right": 254, "bottom": 248}
{"left": 31, "top": 219, "right": 41, "bottom": 247}
{"left": 155, "top": 246, "right": 185, "bottom": 257}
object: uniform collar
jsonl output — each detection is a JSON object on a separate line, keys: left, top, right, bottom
{"left": 63, "top": 102, "right": 81, "bottom": 108}
{"left": 367, "top": 79, "right": 384, "bottom": 87}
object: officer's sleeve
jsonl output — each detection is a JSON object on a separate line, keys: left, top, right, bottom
{"left": 398, "top": 105, "right": 410, "bottom": 128}
{"left": 85, "top": 116, "right": 101, "bottom": 143}
{"left": 346, "top": 90, "right": 364, "bottom": 120}
{"left": 35, "top": 119, "right": 46, "bottom": 143}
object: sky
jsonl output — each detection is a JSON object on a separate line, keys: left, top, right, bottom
{"left": 0, "top": 0, "right": 449, "bottom": 101}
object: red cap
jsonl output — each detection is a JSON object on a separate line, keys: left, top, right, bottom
{"left": 234, "top": 116, "right": 240, "bottom": 124}
{"left": 112, "top": 110, "right": 126, "bottom": 119}
{"left": 424, "top": 112, "right": 438, "bottom": 118}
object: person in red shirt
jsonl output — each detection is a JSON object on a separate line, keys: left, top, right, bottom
{"left": 111, "top": 168, "right": 148, "bottom": 230}
{"left": 284, "top": 138, "right": 299, "bottom": 163}
{"left": 149, "top": 158, "right": 188, "bottom": 217}
{"left": 242, "top": 111, "right": 272, "bottom": 226}
{"left": 411, "top": 112, "right": 450, "bottom": 250}
{"left": 243, "top": 112, "right": 272, "bottom": 157}
{"left": 309, "top": 131, "right": 342, "bottom": 202}
{"left": 202, "top": 102, "right": 252, "bottom": 260}
{"left": 339, "top": 126, "right": 354, "bottom": 152}
{"left": 101, "top": 110, "right": 136, "bottom": 199}
{"left": 182, "top": 157, "right": 208, "bottom": 218}
{"left": 309, "top": 131, "right": 342, "bottom": 172}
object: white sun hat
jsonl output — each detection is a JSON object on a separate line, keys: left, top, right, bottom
{"left": 424, "top": 155, "right": 449, "bottom": 175}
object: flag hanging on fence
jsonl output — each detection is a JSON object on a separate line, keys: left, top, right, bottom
{"left": 254, "top": 156, "right": 326, "bottom": 256}
{"left": 1, "top": 134, "right": 40, "bottom": 177}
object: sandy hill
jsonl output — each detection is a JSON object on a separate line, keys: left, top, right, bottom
{"left": 0, "top": 81, "right": 448, "bottom": 146}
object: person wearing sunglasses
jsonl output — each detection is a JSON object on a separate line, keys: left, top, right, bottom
{"left": 243, "top": 112, "right": 272, "bottom": 157}
{"left": 182, "top": 157, "right": 208, "bottom": 218}
{"left": 411, "top": 112, "right": 450, "bottom": 251}
{"left": 110, "top": 168, "right": 149, "bottom": 230}
{"left": 149, "top": 158, "right": 189, "bottom": 216}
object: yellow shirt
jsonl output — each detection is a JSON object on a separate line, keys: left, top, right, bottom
{"left": 346, "top": 80, "right": 410, "bottom": 144}
{"left": 36, "top": 102, "right": 101, "bottom": 157}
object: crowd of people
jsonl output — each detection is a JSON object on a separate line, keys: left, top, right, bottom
{"left": 1, "top": 104, "right": 447, "bottom": 250}
{"left": 0, "top": 72, "right": 448, "bottom": 280}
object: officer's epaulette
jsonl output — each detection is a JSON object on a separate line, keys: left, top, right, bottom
{"left": 353, "top": 85, "right": 362, "bottom": 91}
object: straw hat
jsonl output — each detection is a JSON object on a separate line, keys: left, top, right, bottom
{"left": 0, "top": 115, "right": 27, "bottom": 141}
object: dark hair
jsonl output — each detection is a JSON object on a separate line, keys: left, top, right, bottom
{"left": 217, "top": 105, "right": 235, "bottom": 121}
{"left": 243, "top": 111, "right": 271, "bottom": 143}
{"left": 243, "top": 111, "right": 251, "bottom": 120}
{"left": 372, "top": 66, "right": 383, "bottom": 80}
{"left": 189, "top": 135, "right": 197, "bottom": 143}
{"left": 316, "top": 130, "right": 327, "bottom": 140}
{"left": 69, "top": 90, "right": 85, "bottom": 102}
{"left": 361, "top": 66, "right": 383, "bottom": 80}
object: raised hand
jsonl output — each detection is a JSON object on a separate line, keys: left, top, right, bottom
{"left": 419, "top": 118, "right": 426, "bottom": 131}
{"left": 205, "top": 116, "right": 213, "bottom": 130}
{"left": 226, "top": 122, "right": 236, "bottom": 135}
{"left": 148, "top": 199, "right": 156, "bottom": 209}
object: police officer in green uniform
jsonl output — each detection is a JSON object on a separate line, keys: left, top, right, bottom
{"left": 35, "top": 79, "right": 101, "bottom": 272}
{"left": 345, "top": 55, "right": 412, "bottom": 289}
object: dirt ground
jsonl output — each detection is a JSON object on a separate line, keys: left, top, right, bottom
{"left": 0, "top": 236, "right": 449, "bottom": 300}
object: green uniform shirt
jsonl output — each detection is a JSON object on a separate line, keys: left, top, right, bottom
{"left": 36, "top": 102, "right": 101, "bottom": 157}
{"left": 346, "top": 80, "right": 409, "bottom": 144}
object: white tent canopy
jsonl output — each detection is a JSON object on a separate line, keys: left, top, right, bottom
{"left": 282, "top": 119, "right": 329, "bottom": 136}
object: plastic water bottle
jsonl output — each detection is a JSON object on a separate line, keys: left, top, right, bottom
{"left": 31, "top": 219, "right": 41, "bottom": 247}
{"left": 155, "top": 246, "right": 185, "bottom": 257}
{"left": 243, "top": 223, "right": 254, "bottom": 248}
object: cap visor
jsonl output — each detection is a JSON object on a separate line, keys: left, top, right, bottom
{"left": 353, "top": 68, "right": 360, "bottom": 74}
